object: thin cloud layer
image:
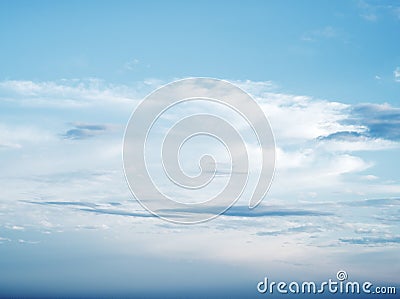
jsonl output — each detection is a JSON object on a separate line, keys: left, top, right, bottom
{"left": 1, "top": 78, "right": 399, "bottom": 203}
{"left": 350, "top": 103, "right": 400, "bottom": 141}
{"left": 0, "top": 78, "right": 158, "bottom": 108}
{"left": 63, "top": 123, "right": 111, "bottom": 140}
{"left": 340, "top": 236, "right": 400, "bottom": 245}
{"left": 0, "top": 79, "right": 399, "bottom": 284}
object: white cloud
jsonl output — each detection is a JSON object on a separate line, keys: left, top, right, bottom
{"left": 233, "top": 79, "right": 276, "bottom": 96}
{"left": 362, "top": 174, "right": 379, "bottom": 181}
{"left": 0, "top": 78, "right": 399, "bottom": 228}
{"left": 317, "top": 137, "right": 399, "bottom": 152}
{"left": 256, "top": 92, "right": 359, "bottom": 144}
{"left": 275, "top": 147, "right": 314, "bottom": 170}
{"left": 0, "top": 78, "right": 398, "bottom": 205}
{"left": 0, "top": 79, "right": 148, "bottom": 108}
{"left": 11, "top": 225, "right": 25, "bottom": 230}
{"left": 0, "top": 237, "right": 11, "bottom": 243}
{"left": 394, "top": 67, "right": 400, "bottom": 82}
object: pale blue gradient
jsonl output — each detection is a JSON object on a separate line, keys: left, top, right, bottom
{"left": 0, "top": 1, "right": 399, "bottom": 298}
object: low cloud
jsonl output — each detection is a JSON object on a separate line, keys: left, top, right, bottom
{"left": 342, "top": 198, "right": 400, "bottom": 207}
{"left": 340, "top": 236, "right": 400, "bottom": 245}
{"left": 223, "top": 205, "right": 332, "bottom": 217}
{"left": 62, "top": 123, "right": 111, "bottom": 140}
{"left": 316, "top": 103, "right": 400, "bottom": 146}
{"left": 22, "top": 199, "right": 154, "bottom": 219}
{"left": 257, "top": 225, "right": 323, "bottom": 236}
{"left": 351, "top": 103, "right": 400, "bottom": 141}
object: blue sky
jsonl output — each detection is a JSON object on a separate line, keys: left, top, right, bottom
{"left": 1, "top": 0, "right": 400, "bottom": 103}
{"left": 0, "top": 1, "right": 400, "bottom": 298}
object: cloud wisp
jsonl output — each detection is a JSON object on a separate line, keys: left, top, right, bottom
{"left": 394, "top": 67, "right": 400, "bottom": 82}
{"left": 62, "top": 123, "right": 111, "bottom": 140}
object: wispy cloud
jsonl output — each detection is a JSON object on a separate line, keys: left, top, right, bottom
{"left": 0, "top": 237, "right": 11, "bottom": 243}
{"left": 257, "top": 225, "right": 323, "bottom": 236}
{"left": 342, "top": 197, "right": 400, "bottom": 207}
{"left": 22, "top": 199, "right": 156, "bottom": 219}
{"left": 358, "top": 0, "right": 400, "bottom": 22}
{"left": 0, "top": 79, "right": 143, "bottom": 108}
{"left": 124, "top": 58, "right": 140, "bottom": 71}
{"left": 340, "top": 236, "right": 400, "bottom": 245}
{"left": 223, "top": 205, "right": 332, "bottom": 217}
{"left": 301, "top": 26, "right": 338, "bottom": 42}
{"left": 351, "top": 103, "right": 400, "bottom": 141}
{"left": 62, "top": 123, "right": 112, "bottom": 140}
{"left": 315, "top": 103, "right": 400, "bottom": 150}
{"left": 394, "top": 67, "right": 400, "bottom": 82}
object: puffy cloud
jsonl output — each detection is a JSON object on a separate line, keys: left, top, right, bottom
{"left": 257, "top": 92, "right": 356, "bottom": 143}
